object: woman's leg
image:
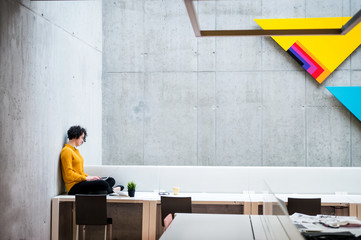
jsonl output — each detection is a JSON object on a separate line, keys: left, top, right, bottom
{"left": 105, "top": 177, "right": 115, "bottom": 188}
{"left": 104, "top": 177, "right": 124, "bottom": 191}
{"left": 68, "top": 180, "right": 113, "bottom": 195}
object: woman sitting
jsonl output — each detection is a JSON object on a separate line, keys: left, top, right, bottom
{"left": 60, "top": 125, "right": 123, "bottom": 195}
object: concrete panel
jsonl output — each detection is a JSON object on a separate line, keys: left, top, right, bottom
{"left": 351, "top": 71, "right": 361, "bottom": 166}
{"left": 102, "top": 73, "right": 144, "bottom": 165}
{"left": 351, "top": 70, "right": 361, "bottom": 86}
{"left": 211, "top": 0, "right": 263, "bottom": 71}
{"left": 196, "top": 0, "right": 216, "bottom": 30}
{"left": 351, "top": 0, "right": 361, "bottom": 15}
{"left": 215, "top": 0, "right": 262, "bottom": 29}
{"left": 342, "top": 0, "right": 350, "bottom": 16}
{"left": 351, "top": 116, "right": 361, "bottom": 166}
{"left": 197, "top": 38, "right": 216, "bottom": 71}
{"left": 306, "top": 106, "right": 350, "bottom": 166}
{"left": 262, "top": 71, "right": 306, "bottom": 166}
{"left": 216, "top": 37, "right": 262, "bottom": 71}
{"left": 306, "top": 70, "right": 351, "bottom": 107}
{"left": 351, "top": 47, "right": 361, "bottom": 70}
{"left": 103, "top": 0, "right": 145, "bottom": 72}
{"left": 196, "top": 1, "right": 216, "bottom": 71}
{"left": 262, "top": 105, "right": 305, "bottom": 166}
{"left": 262, "top": 0, "right": 305, "bottom": 18}
{"left": 49, "top": 27, "right": 102, "bottom": 166}
{"left": 26, "top": 0, "right": 102, "bottom": 51}
{"left": 197, "top": 72, "right": 216, "bottom": 166}
{"left": 50, "top": 31, "right": 102, "bottom": 165}
{"left": 306, "top": 0, "right": 343, "bottom": 17}
{"left": 0, "top": 0, "right": 102, "bottom": 238}
{"left": 215, "top": 72, "right": 262, "bottom": 166}
{"left": 143, "top": 72, "right": 198, "bottom": 165}
{"left": 143, "top": 0, "right": 197, "bottom": 72}
{"left": 262, "top": 71, "right": 305, "bottom": 107}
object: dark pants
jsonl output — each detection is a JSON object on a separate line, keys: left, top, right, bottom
{"left": 68, "top": 177, "right": 115, "bottom": 195}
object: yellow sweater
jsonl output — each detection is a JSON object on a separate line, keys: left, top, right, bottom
{"left": 60, "top": 144, "right": 88, "bottom": 192}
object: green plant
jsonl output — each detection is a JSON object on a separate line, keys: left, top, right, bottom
{"left": 127, "top": 181, "right": 136, "bottom": 191}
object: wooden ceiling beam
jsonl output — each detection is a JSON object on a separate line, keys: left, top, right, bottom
{"left": 184, "top": 0, "right": 359, "bottom": 37}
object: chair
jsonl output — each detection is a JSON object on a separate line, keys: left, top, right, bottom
{"left": 161, "top": 196, "right": 192, "bottom": 228}
{"left": 287, "top": 197, "right": 321, "bottom": 216}
{"left": 75, "top": 194, "right": 112, "bottom": 240}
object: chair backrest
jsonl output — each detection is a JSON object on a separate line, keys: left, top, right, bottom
{"left": 75, "top": 194, "right": 108, "bottom": 225}
{"left": 287, "top": 198, "right": 321, "bottom": 216}
{"left": 161, "top": 196, "right": 192, "bottom": 227}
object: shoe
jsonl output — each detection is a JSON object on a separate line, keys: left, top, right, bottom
{"left": 114, "top": 185, "right": 124, "bottom": 191}
{"left": 109, "top": 192, "right": 119, "bottom": 196}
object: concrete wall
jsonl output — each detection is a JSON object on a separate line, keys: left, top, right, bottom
{"left": 102, "top": 0, "right": 361, "bottom": 166}
{"left": 0, "top": 0, "right": 102, "bottom": 238}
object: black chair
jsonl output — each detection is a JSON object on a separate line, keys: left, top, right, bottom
{"left": 75, "top": 194, "right": 112, "bottom": 240}
{"left": 287, "top": 197, "right": 321, "bottom": 216}
{"left": 161, "top": 196, "right": 192, "bottom": 227}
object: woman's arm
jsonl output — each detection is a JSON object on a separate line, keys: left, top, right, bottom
{"left": 61, "top": 149, "right": 87, "bottom": 182}
{"left": 86, "top": 176, "right": 101, "bottom": 181}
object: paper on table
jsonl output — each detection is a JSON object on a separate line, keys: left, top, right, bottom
{"left": 291, "top": 213, "right": 361, "bottom": 231}
{"left": 318, "top": 215, "right": 361, "bottom": 228}
{"left": 290, "top": 213, "right": 324, "bottom": 232}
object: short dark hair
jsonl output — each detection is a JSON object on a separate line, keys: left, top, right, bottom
{"left": 67, "top": 126, "right": 87, "bottom": 142}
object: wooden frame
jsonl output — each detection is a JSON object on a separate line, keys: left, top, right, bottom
{"left": 184, "top": 0, "right": 361, "bottom": 37}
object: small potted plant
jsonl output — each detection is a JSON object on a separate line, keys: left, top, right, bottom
{"left": 127, "top": 181, "right": 136, "bottom": 197}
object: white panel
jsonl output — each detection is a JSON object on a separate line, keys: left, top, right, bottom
{"left": 85, "top": 166, "right": 361, "bottom": 194}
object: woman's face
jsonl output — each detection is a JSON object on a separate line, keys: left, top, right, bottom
{"left": 75, "top": 133, "right": 85, "bottom": 147}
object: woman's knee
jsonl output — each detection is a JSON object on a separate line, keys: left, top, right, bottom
{"left": 105, "top": 177, "right": 115, "bottom": 187}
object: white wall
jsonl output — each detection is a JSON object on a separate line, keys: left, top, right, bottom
{"left": 86, "top": 165, "right": 361, "bottom": 194}
{"left": 0, "top": 0, "right": 102, "bottom": 238}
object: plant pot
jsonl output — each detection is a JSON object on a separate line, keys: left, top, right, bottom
{"left": 128, "top": 190, "right": 135, "bottom": 197}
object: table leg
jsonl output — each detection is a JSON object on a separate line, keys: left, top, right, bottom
{"left": 350, "top": 203, "right": 357, "bottom": 217}
{"left": 244, "top": 202, "right": 251, "bottom": 215}
{"left": 73, "top": 202, "right": 76, "bottom": 240}
{"left": 142, "top": 201, "right": 150, "bottom": 240}
{"left": 357, "top": 204, "right": 361, "bottom": 221}
{"left": 263, "top": 202, "right": 273, "bottom": 215}
{"left": 251, "top": 202, "right": 259, "bottom": 215}
{"left": 148, "top": 200, "right": 157, "bottom": 240}
{"left": 51, "top": 198, "right": 59, "bottom": 240}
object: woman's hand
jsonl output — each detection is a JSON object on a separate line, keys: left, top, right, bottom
{"left": 86, "top": 176, "right": 101, "bottom": 181}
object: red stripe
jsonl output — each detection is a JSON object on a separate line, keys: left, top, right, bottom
{"left": 293, "top": 42, "right": 324, "bottom": 79}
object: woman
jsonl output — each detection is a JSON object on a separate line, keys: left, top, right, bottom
{"left": 60, "top": 125, "right": 123, "bottom": 195}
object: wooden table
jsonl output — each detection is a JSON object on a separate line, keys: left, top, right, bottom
{"left": 51, "top": 192, "right": 249, "bottom": 240}
{"left": 51, "top": 192, "right": 361, "bottom": 240}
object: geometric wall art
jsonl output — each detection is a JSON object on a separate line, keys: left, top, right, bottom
{"left": 255, "top": 17, "right": 361, "bottom": 84}
{"left": 326, "top": 87, "right": 361, "bottom": 121}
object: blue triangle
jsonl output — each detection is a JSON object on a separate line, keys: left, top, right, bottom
{"left": 326, "top": 86, "right": 361, "bottom": 121}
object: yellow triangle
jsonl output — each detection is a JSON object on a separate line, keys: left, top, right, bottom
{"left": 255, "top": 17, "right": 361, "bottom": 83}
